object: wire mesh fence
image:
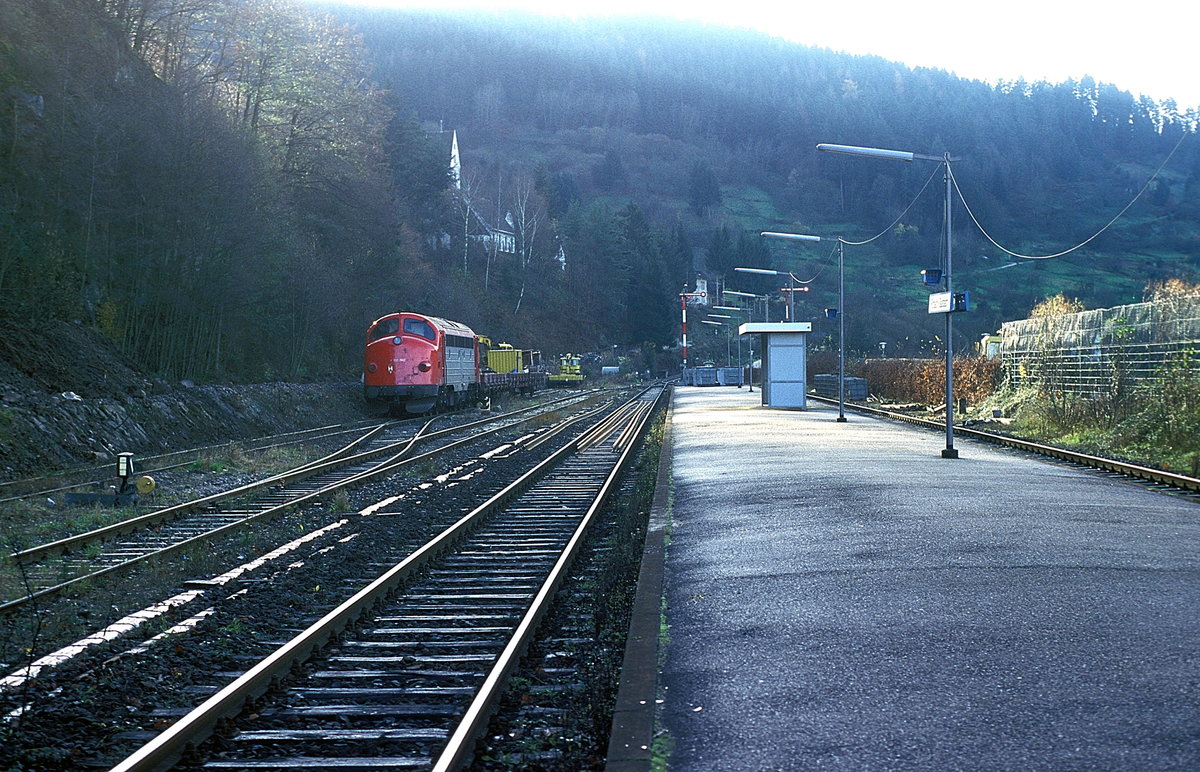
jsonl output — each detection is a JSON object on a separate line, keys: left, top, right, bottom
{"left": 999, "top": 295, "right": 1200, "bottom": 395}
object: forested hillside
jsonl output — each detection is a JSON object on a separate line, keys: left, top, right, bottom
{"left": 340, "top": 8, "right": 1199, "bottom": 359}
{"left": 2, "top": 0, "right": 1197, "bottom": 381}
{"left": 1, "top": 0, "right": 427, "bottom": 379}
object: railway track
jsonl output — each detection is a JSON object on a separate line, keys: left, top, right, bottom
{"left": 0, "top": 419, "right": 393, "bottom": 506}
{"left": 809, "top": 394, "right": 1200, "bottom": 497}
{"left": 108, "top": 386, "right": 665, "bottom": 772}
{"left": 2, "top": 394, "right": 594, "bottom": 613}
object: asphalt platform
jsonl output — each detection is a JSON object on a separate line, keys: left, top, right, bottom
{"left": 607, "top": 386, "right": 1199, "bottom": 771}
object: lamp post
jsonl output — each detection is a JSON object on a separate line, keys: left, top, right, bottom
{"left": 713, "top": 306, "right": 747, "bottom": 384}
{"left": 723, "top": 292, "right": 762, "bottom": 391}
{"left": 723, "top": 291, "right": 765, "bottom": 320}
{"left": 818, "top": 142, "right": 960, "bottom": 458}
{"left": 699, "top": 319, "right": 728, "bottom": 366}
{"left": 761, "top": 231, "right": 846, "bottom": 422}
{"left": 733, "top": 267, "right": 809, "bottom": 321}
{"left": 709, "top": 314, "right": 735, "bottom": 365}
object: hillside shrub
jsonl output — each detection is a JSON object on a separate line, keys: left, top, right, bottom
{"left": 853, "top": 356, "right": 1000, "bottom": 405}
{"left": 1112, "top": 347, "right": 1200, "bottom": 472}
{"left": 807, "top": 350, "right": 839, "bottom": 378}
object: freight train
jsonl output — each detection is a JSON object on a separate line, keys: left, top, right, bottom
{"left": 363, "top": 311, "right": 549, "bottom": 413}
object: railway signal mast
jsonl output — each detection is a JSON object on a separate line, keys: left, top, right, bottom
{"left": 679, "top": 289, "right": 707, "bottom": 370}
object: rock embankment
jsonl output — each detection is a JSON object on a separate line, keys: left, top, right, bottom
{"left": 0, "top": 320, "right": 368, "bottom": 481}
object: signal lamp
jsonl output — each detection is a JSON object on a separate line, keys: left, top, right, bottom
{"left": 117, "top": 452, "right": 134, "bottom": 479}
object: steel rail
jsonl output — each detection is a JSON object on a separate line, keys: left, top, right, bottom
{"left": 251, "top": 419, "right": 396, "bottom": 482}
{"left": 10, "top": 396, "right": 582, "bottom": 566}
{"left": 433, "top": 386, "right": 665, "bottom": 771}
{"left": 8, "top": 420, "right": 415, "bottom": 567}
{"left": 0, "top": 419, "right": 391, "bottom": 505}
{"left": 521, "top": 394, "right": 619, "bottom": 452}
{"left": 1, "top": 396, "right": 597, "bottom": 613}
{"left": 809, "top": 394, "right": 1200, "bottom": 493}
{"left": 576, "top": 397, "right": 643, "bottom": 451}
{"left": 107, "top": 388, "right": 659, "bottom": 772}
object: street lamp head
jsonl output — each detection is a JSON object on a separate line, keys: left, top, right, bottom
{"left": 734, "top": 267, "right": 782, "bottom": 276}
{"left": 817, "top": 142, "right": 950, "bottom": 163}
{"left": 817, "top": 143, "right": 915, "bottom": 162}
{"left": 723, "top": 290, "right": 761, "bottom": 298}
{"left": 761, "top": 231, "right": 822, "bottom": 243}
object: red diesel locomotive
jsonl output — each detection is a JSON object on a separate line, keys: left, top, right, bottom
{"left": 363, "top": 311, "right": 547, "bottom": 413}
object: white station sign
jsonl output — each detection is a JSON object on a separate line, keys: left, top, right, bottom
{"left": 928, "top": 291, "right": 969, "bottom": 314}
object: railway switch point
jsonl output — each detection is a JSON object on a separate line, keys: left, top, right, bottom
{"left": 65, "top": 451, "right": 143, "bottom": 507}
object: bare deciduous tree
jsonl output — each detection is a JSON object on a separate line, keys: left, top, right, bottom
{"left": 510, "top": 172, "right": 545, "bottom": 313}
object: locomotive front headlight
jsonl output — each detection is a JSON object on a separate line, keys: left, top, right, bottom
{"left": 418, "top": 361, "right": 432, "bottom": 372}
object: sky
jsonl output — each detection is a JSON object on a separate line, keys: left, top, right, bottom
{"left": 318, "top": 0, "right": 1198, "bottom": 110}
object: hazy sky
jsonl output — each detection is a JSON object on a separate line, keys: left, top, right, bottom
{"left": 319, "top": 0, "right": 1198, "bottom": 110}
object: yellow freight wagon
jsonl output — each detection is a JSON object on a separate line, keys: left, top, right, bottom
{"left": 488, "top": 343, "right": 524, "bottom": 373}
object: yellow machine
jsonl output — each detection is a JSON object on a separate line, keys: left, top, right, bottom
{"left": 488, "top": 342, "right": 522, "bottom": 373}
{"left": 549, "top": 353, "right": 585, "bottom": 386}
{"left": 486, "top": 342, "right": 541, "bottom": 373}
{"left": 978, "top": 333, "right": 1002, "bottom": 360}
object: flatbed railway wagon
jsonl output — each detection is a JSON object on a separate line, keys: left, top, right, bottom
{"left": 476, "top": 336, "right": 548, "bottom": 395}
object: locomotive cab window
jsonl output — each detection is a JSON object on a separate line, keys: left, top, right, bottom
{"left": 369, "top": 318, "right": 399, "bottom": 341}
{"left": 403, "top": 318, "right": 436, "bottom": 341}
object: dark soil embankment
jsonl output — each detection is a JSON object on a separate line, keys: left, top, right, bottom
{"left": 0, "top": 320, "right": 368, "bottom": 480}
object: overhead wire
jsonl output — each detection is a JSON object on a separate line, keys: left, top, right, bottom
{"left": 768, "top": 163, "right": 936, "bottom": 283}
{"left": 952, "top": 130, "right": 1190, "bottom": 260}
{"left": 768, "top": 242, "right": 841, "bottom": 285}
{"left": 838, "top": 163, "right": 943, "bottom": 247}
{"left": 806, "top": 241, "right": 842, "bottom": 282}
{"left": 766, "top": 128, "right": 1187, "bottom": 287}
{"left": 761, "top": 237, "right": 833, "bottom": 284}
{"left": 785, "top": 259, "right": 828, "bottom": 285}
{"left": 765, "top": 160, "right": 943, "bottom": 285}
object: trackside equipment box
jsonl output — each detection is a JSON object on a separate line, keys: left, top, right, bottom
{"left": 813, "top": 374, "right": 868, "bottom": 400}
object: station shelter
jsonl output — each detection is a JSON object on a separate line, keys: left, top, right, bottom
{"left": 738, "top": 322, "right": 811, "bottom": 409}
